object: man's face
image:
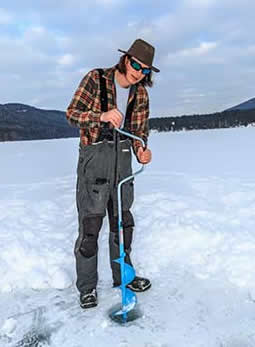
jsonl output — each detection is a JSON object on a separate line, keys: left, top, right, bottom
{"left": 124, "top": 56, "right": 150, "bottom": 85}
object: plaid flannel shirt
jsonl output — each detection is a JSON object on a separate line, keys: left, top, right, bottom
{"left": 66, "top": 66, "right": 149, "bottom": 154}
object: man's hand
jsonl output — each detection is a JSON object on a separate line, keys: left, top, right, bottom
{"left": 100, "top": 108, "right": 123, "bottom": 128}
{"left": 137, "top": 147, "right": 152, "bottom": 164}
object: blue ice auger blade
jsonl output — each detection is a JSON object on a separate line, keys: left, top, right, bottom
{"left": 123, "top": 288, "right": 137, "bottom": 310}
{"left": 113, "top": 259, "right": 136, "bottom": 286}
{"left": 123, "top": 263, "right": 136, "bottom": 286}
{"left": 113, "top": 288, "right": 137, "bottom": 317}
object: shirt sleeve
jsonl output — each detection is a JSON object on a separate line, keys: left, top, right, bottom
{"left": 132, "top": 87, "right": 150, "bottom": 155}
{"left": 66, "top": 70, "right": 101, "bottom": 129}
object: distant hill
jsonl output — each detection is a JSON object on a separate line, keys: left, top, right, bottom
{"left": 0, "top": 103, "right": 79, "bottom": 141}
{"left": 225, "top": 97, "right": 255, "bottom": 111}
{"left": 1, "top": 98, "right": 255, "bottom": 142}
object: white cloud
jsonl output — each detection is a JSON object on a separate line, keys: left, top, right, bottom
{"left": 0, "top": 8, "right": 13, "bottom": 24}
{"left": 78, "top": 67, "right": 90, "bottom": 75}
{"left": 187, "top": 0, "right": 216, "bottom": 7}
{"left": 179, "top": 41, "right": 218, "bottom": 57}
{"left": 22, "top": 25, "right": 50, "bottom": 43}
{"left": 57, "top": 54, "right": 76, "bottom": 66}
{"left": 247, "top": 45, "right": 255, "bottom": 55}
{"left": 163, "top": 41, "right": 219, "bottom": 67}
{"left": 30, "top": 26, "right": 45, "bottom": 34}
{"left": 55, "top": 36, "right": 72, "bottom": 50}
{"left": 95, "top": 0, "right": 119, "bottom": 4}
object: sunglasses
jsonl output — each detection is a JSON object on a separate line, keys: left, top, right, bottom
{"left": 129, "top": 58, "right": 151, "bottom": 75}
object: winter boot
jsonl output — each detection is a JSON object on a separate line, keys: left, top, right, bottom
{"left": 114, "top": 276, "right": 151, "bottom": 292}
{"left": 80, "top": 288, "right": 97, "bottom": 309}
{"left": 126, "top": 276, "right": 151, "bottom": 292}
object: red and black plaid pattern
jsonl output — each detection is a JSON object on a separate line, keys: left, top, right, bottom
{"left": 66, "top": 66, "right": 149, "bottom": 153}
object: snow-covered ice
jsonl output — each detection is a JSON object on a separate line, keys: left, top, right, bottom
{"left": 0, "top": 127, "right": 255, "bottom": 346}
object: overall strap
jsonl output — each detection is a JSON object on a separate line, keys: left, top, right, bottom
{"left": 123, "top": 85, "right": 137, "bottom": 129}
{"left": 97, "top": 69, "right": 111, "bottom": 141}
{"left": 98, "top": 69, "right": 108, "bottom": 112}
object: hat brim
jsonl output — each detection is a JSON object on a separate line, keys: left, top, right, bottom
{"left": 118, "top": 49, "right": 160, "bottom": 73}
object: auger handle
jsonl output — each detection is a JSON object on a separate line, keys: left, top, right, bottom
{"left": 115, "top": 127, "right": 146, "bottom": 150}
{"left": 115, "top": 127, "right": 145, "bottom": 192}
{"left": 115, "top": 128, "right": 145, "bottom": 255}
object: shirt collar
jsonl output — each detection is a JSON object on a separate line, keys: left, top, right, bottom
{"left": 102, "top": 66, "right": 116, "bottom": 81}
{"left": 102, "top": 66, "right": 138, "bottom": 97}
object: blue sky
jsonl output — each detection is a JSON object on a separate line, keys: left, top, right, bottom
{"left": 0, "top": 1, "right": 254, "bottom": 116}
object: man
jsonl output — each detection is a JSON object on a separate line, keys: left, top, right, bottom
{"left": 66, "top": 38, "right": 160, "bottom": 309}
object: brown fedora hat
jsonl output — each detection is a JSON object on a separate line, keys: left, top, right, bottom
{"left": 118, "top": 38, "right": 160, "bottom": 73}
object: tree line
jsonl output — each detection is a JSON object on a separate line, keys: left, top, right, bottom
{"left": 149, "top": 109, "right": 255, "bottom": 132}
{"left": 1, "top": 103, "right": 255, "bottom": 142}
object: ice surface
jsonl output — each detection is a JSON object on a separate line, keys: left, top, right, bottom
{"left": 0, "top": 127, "right": 255, "bottom": 346}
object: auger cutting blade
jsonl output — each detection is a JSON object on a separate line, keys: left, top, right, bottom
{"left": 123, "top": 288, "right": 136, "bottom": 311}
{"left": 113, "top": 258, "right": 136, "bottom": 286}
{"left": 109, "top": 289, "right": 140, "bottom": 323}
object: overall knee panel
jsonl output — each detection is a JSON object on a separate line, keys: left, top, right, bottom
{"left": 79, "top": 217, "right": 103, "bottom": 258}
